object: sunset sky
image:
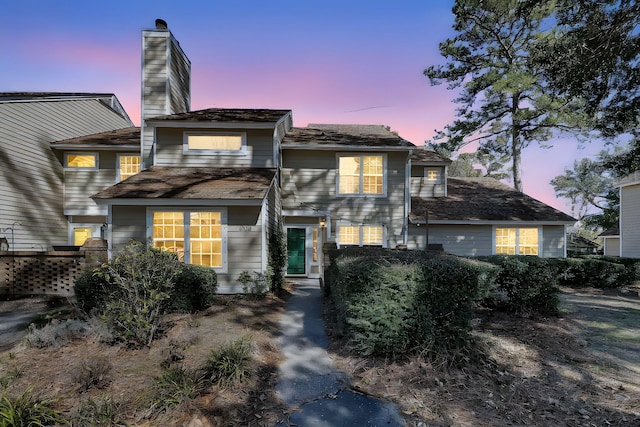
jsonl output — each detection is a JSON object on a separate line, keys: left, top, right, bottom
{"left": 1, "top": 0, "right": 611, "bottom": 215}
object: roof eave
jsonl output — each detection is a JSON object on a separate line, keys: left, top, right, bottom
{"left": 93, "top": 198, "right": 267, "bottom": 206}
{"left": 51, "top": 144, "right": 139, "bottom": 151}
{"left": 147, "top": 121, "right": 279, "bottom": 130}
{"left": 282, "top": 144, "right": 413, "bottom": 151}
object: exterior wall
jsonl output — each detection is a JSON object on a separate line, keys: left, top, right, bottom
{"left": 408, "top": 224, "right": 493, "bottom": 256}
{"left": 154, "top": 128, "right": 276, "bottom": 168}
{"left": 603, "top": 237, "right": 621, "bottom": 257}
{"left": 141, "top": 27, "right": 191, "bottom": 168}
{"left": 281, "top": 149, "right": 408, "bottom": 248}
{"left": 410, "top": 165, "right": 446, "bottom": 197}
{"left": 0, "top": 98, "right": 132, "bottom": 251}
{"left": 109, "top": 204, "right": 266, "bottom": 293}
{"left": 408, "top": 224, "right": 566, "bottom": 258}
{"left": 621, "top": 183, "right": 640, "bottom": 258}
{"left": 541, "top": 225, "right": 566, "bottom": 258}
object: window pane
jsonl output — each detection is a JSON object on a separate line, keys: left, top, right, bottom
{"left": 188, "top": 135, "right": 243, "bottom": 150}
{"left": 363, "top": 156, "right": 383, "bottom": 194}
{"left": 67, "top": 154, "right": 96, "bottom": 168}
{"left": 73, "top": 228, "right": 92, "bottom": 246}
{"left": 119, "top": 155, "right": 140, "bottom": 181}
{"left": 363, "top": 226, "right": 383, "bottom": 245}
{"left": 190, "top": 212, "right": 222, "bottom": 267}
{"left": 426, "top": 168, "right": 440, "bottom": 183}
{"left": 152, "top": 212, "right": 185, "bottom": 260}
{"left": 518, "top": 228, "right": 539, "bottom": 255}
{"left": 496, "top": 228, "right": 516, "bottom": 255}
{"left": 339, "top": 156, "right": 360, "bottom": 194}
{"left": 338, "top": 226, "right": 359, "bottom": 245}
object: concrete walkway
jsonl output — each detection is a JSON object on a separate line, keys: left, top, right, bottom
{"left": 276, "top": 278, "right": 405, "bottom": 426}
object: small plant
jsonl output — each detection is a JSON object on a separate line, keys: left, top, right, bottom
{"left": 267, "top": 226, "right": 287, "bottom": 292}
{"left": 150, "top": 366, "right": 206, "bottom": 413}
{"left": 0, "top": 388, "right": 65, "bottom": 426}
{"left": 0, "top": 367, "right": 23, "bottom": 388}
{"left": 25, "top": 319, "right": 90, "bottom": 349}
{"left": 237, "top": 271, "right": 268, "bottom": 300}
{"left": 75, "top": 355, "right": 112, "bottom": 391}
{"left": 72, "top": 396, "right": 122, "bottom": 427}
{"left": 203, "top": 336, "right": 253, "bottom": 386}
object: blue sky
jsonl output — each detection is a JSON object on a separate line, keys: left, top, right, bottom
{"left": 0, "top": 0, "right": 609, "bottom": 214}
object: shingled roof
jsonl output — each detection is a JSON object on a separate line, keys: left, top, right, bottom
{"left": 282, "top": 124, "right": 414, "bottom": 148}
{"left": 411, "top": 146, "right": 452, "bottom": 164}
{"left": 410, "top": 177, "right": 575, "bottom": 223}
{"left": 147, "top": 108, "right": 291, "bottom": 124}
{"left": 51, "top": 127, "right": 140, "bottom": 148}
{"left": 93, "top": 167, "right": 275, "bottom": 201}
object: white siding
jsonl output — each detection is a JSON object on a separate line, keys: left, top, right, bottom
{"left": 621, "top": 183, "right": 640, "bottom": 258}
{"left": 0, "top": 98, "right": 132, "bottom": 250}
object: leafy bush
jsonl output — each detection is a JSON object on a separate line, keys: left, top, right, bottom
{"left": 237, "top": 271, "right": 269, "bottom": 300}
{"left": 479, "top": 255, "right": 560, "bottom": 316}
{"left": 0, "top": 388, "right": 65, "bottom": 426}
{"left": 553, "top": 256, "right": 640, "bottom": 288}
{"left": 267, "top": 227, "right": 287, "bottom": 292}
{"left": 73, "top": 267, "right": 113, "bottom": 315}
{"left": 168, "top": 264, "right": 217, "bottom": 312}
{"left": 203, "top": 336, "right": 253, "bottom": 386}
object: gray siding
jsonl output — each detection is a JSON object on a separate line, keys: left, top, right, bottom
{"left": 0, "top": 98, "right": 132, "bottom": 250}
{"left": 621, "top": 183, "right": 640, "bottom": 258}
{"left": 111, "top": 206, "right": 147, "bottom": 252}
{"left": 541, "top": 225, "right": 566, "bottom": 258}
{"left": 410, "top": 165, "right": 446, "bottom": 197}
{"left": 141, "top": 29, "right": 191, "bottom": 168}
{"left": 408, "top": 224, "right": 493, "bottom": 256}
{"left": 154, "top": 128, "right": 276, "bottom": 168}
{"left": 603, "top": 237, "right": 621, "bottom": 257}
{"left": 282, "top": 149, "right": 407, "bottom": 247}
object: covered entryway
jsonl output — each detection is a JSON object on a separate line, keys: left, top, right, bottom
{"left": 285, "top": 226, "right": 322, "bottom": 278}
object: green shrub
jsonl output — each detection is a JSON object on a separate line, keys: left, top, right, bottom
{"left": 73, "top": 267, "right": 113, "bottom": 315}
{"left": 554, "top": 256, "right": 640, "bottom": 288}
{"left": 169, "top": 264, "right": 217, "bottom": 312}
{"left": 203, "top": 336, "right": 253, "bottom": 386}
{"left": 75, "top": 355, "right": 112, "bottom": 391}
{"left": 237, "top": 271, "right": 269, "bottom": 300}
{"left": 479, "top": 255, "right": 559, "bottom": 316}
{"left": 72, "top": 396, "right": 123, "bottom": 427}
{"left": 150, "top": 366, "right": 206, "bottom": 413}
{"left": 0, "top": 388, "right": 65, "bottom": 426}
{"left": 267, "top": 227, "right": 287, "bottom": 292}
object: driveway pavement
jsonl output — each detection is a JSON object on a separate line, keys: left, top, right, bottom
{"left": 276, "top": 278, "right": 405, "bottom": 426}
{"left": 0, "top": 297, "right": 49, "bottom": 350}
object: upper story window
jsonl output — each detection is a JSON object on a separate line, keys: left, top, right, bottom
{"left": 184, "top": 132, "right": 246, "bottom": 154}
{"left": 495, "top": 227, "right": 539, "bottom": 255}
{"left": 425, "top": 167, "right": 442, "bottom": 184}
{"left": 337, "top": 154, "right": 385, "bottom": 196}
{"left": 118, "top": 154, "right": 141, "bottom": 181}
{"left": 65, "top": 153, "right": 98, "bottom": 170}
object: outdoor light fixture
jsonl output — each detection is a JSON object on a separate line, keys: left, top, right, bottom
{"left": 320, "top": 218, "right": 326, "bottom": 228}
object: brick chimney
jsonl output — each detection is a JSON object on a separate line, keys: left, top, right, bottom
{"left": 140, "top": 19, "right": 191, "bottom": 169}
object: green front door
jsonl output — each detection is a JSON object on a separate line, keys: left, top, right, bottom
{"left": 287, "top": 228, "right": 306, "bottom": 275}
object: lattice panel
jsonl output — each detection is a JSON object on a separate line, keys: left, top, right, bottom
{"left": 0, "top": 254, "right": 86, "bottom": 296}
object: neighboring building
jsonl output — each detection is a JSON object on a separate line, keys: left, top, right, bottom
{"left": 599, "top": 225, "right": 620, "bottom": 257}
{"left": 603, "top": 171, "right": 640, "bottom": 258}
{"left": 566, "top": 233, "right": 599, "bottom": 256}
{"left": 0, "top": 93, "right": 133, "bottom": 251}
{"left": 3, "top": 19, "right": 577, "bottom": 292}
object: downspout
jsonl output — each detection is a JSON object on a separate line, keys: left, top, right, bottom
{"left": 403, "top": 150, "right": 411, "bottom": 246}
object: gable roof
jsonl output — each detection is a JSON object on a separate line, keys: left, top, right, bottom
{"left": 92, "top": 167, "right": 275, "bottom": 201}
{"left": 282, "top": 124, "right": 414, "bottom": 149}
{"left": 598, "top": 224, "right": 620, "bottom": 237}
{"left": 147, "top": 108, "right": 291, "bottom": 124}
{"left": 410, "top": 177, "right": 575, "bottom": 223}
{"left": 411, "top": 146, "right": 452, "bottom": 164}
{"left": 51, "top": 127, "right": 140, "bottom": 149}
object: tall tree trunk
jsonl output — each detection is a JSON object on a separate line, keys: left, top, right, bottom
{"left": 511, "top": 94, "right": 523, "bottom": 192}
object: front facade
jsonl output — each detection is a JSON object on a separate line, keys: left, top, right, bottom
{"left": 617, "top": 172, "right": 640, "bottom": 258}
{"left": 3, "top": 19, "right": 577, "bottom": 292}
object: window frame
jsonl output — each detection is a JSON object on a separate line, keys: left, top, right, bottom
{"left": 424, "top": 167, "right": 442, "bottom": 184}
{"left": 336, "top": 153, "right": 387, "bottom": 197}
{"left": 116, "top": 153, "right": 141, "bottom": 182}
{"left": 493, "top": 226, "right": 541, "bottom": 256}
{"left": 146, "top": 208, "right": 228, "bottom": 272}
{"left": 183, "top": 131, "right": 247, "bottom": 155}
{"left": 64, "top": 152, "right": 98, "bottom": 170}
{"left": 336, "top": 224, "right": 386, "bottom": 248}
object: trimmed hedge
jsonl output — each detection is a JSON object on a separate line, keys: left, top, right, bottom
{"left": 552, "top": 256, "right": 640, "bottom": 288}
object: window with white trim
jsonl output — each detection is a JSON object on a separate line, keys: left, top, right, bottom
{"left": 150, "top": 210, "right": 225, "bottom": 269}
{"left": 65, "top": 153, "right": 98, "bottom": 169}
{"left": 184, "top": 132, "right": 246, "bottom": 153}
{"left": 425, "top": 168, "right": 442, "bottom": 184}
{"left": 117, "top": 154, "right": 141, "bottom": 181}
{"left": 495, "top": 227, "right": 539, "bottom": 255}
{"left": 337, "top": 154, "right": 385, "bottom": 195}
{"left": 337, "top": 225, "right": 385, "bottom": 247}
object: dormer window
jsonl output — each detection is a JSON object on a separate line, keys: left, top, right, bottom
{"left": 184, "top": 132, "right": 246, "bottom": 153}
{"left": 425, "top": 168, "right": 441, "bottom": 184}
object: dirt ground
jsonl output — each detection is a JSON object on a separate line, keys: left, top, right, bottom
{"left": 328, "top": 286, "right": 640, "bottom": 426}
{"left": 0, "top": 286, "right": 639, "bottom": 426}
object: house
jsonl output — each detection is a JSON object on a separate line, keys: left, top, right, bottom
{"left": 601, "top": 171, "right": 640, "bottom": 257}
{"left": 3, "top": 19, "right": 577, "bottom": 292}
{"left": 0, "top": 93, "right": 133, "bottom": 251}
